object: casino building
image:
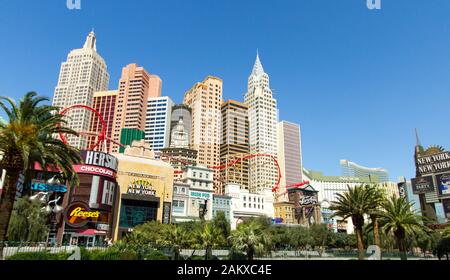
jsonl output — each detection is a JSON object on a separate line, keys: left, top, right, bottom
{"left": 112, "top": 140, "right": 174, "bottom": 240}
{"left": 45, "top": 150, "right": 120, "bottom": 247}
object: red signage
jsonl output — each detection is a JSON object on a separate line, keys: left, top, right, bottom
{"left": 64, "top": 201, "right": 100, "bottom": 228}
{"left": 73, "top": 164, "right": 116, "bottom": 179}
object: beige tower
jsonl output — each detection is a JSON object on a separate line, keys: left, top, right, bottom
{"left": 52, "top": 31, "right": 109, "bottom": 149}
{"left": 111, "top": 64, "right": 160, "bottom": 153}
{"left": 244, "top": 52, "right": 278, "bottom": 194}
{"left": 183, "top": 76, "right": 223, "bottom": 193}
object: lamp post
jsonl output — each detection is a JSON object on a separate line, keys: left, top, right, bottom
{"left": 199, "top": 199, "right": 208, "bottom": 221}
{"left": 29, "top": 180, "right": 65, "bottom": 245}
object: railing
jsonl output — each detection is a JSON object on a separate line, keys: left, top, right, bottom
{"left": 1, "top": 242, "right": 439, "bottom": 260}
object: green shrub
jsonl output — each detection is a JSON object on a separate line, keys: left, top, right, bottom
{"left": 87, "top": 249, "right": 138, "bottom": 260}
{"left": 186, "top": 255, "right": 220, "bottom": 260}
{"left": 187, "top": 255, "right": 207, "bottom": 260}
{"left": 7, "top": 251, "right": 70, "bottom": 260}
{"left": 228, "top": 251, "right": 247, "bottom": 260}
{"left": 143, "top": 250, "right": 169, "bottom": 260}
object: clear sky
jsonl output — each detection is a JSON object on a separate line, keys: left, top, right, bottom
{"left": 0, "top": 0, "right": 449, "bottom": 181}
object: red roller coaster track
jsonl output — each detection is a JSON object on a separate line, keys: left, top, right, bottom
{"left": 58, "top": 105, "right": 309, "bottom": 195}
{"left": 58, "top": 104, "right": 107, "bottom": 151}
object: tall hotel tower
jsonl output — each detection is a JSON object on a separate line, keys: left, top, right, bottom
{"left": 277, "top": 121, "right": 303, "bottom": 201}
{"left": 184, "top": 76, "right": 223, "bottom": 193}
{"left": 145, "top": 96, "right": 174, "bottom": 158}
{"left": 244, "top": 52, "right": 278, "bottom": 194}
{"left": 89, "top": 90, "right": 118, "bottom": 152}
{"left": 220, "top": 100, "right": 249, "bottom": 193}
{"left": 53, "top": 31, "right": 110, "bottom": 149}
{"left": 111, "top": 64, "right": 161, "bottom": 153}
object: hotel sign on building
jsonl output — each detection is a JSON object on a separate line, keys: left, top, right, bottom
{"left": 416, "top": 152, "right": 450, "bottom": 176}
{"left": 190, "top": 191, "right": 211, "bottom": 200}
{"left": 411, "top": 176, "right": 435, "bottom": 194}
{"left": 112, "top": 142, "right": 174, "bottom": 240}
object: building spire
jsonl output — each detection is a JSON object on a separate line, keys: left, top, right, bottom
{"left": 252, "top": 49, "right": 265, "bottom": 76}
{"left": 415, "top": 128, "right": 421, "bottom": 147}
{"left": 83, "top": 30, "right": 97, "bottom": 51}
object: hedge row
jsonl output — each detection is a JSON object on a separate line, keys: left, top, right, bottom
{"left": 7, "top": 248, "right": 169, "bottom": 260}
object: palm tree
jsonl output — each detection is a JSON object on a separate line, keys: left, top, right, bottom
{"left": 228, "top": 220, "right": 269, "bottom": 260}
{"left": 379, "top": 197, "right": 427, "bottom": 260}
{"left": 196, "top": 222, "right": 223, "bottom": 260}
{"left": 330, "top": 185, "right": 373, "bottom": 260}
{"left": 158, "top": 225, "right": 189, "bottom": 260}
{"left": 365, "top": 184, "right": 387, "bottom": 249}
{"left": 0, "top": 92, "right": 81, "bottom": 258}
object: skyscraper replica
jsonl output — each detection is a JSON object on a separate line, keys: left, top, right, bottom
{"left": 277, "top": 121, "right": 303, "bottom": 201}
{"left": 111, "top": 64, "right": 158, "bottom": 153}
{"left": 53, "top": 31, "right": 110, "bottom": 149}
{"left": 220, "top": 100, "right": 249, "bottom": 193}
{"left": 183, "top": 76, "right": 223, "bottom": 192}
{"left": 244, "top": 52, "right": 278, "bottom": 193}
{"left": 160, "top": 106, "right": 198, "bottom": 181}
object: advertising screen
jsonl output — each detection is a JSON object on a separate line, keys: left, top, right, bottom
{"left": 436, "top": 173, "right": 450, "bottom": 196}
{"left": 411, "top": 176, "right": 435, "bottom": 194}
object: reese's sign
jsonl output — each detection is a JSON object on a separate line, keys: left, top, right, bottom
{"left": 64, "top": 202, "right": 100, "bottom": 228}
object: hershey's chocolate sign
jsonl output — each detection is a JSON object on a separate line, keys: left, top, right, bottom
{"left": 81, "top": 151, "right": 118, "bottom": 172}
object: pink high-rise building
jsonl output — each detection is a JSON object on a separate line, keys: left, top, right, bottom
{"left": 111, "top": 64, "right": 161, "bottom": 153}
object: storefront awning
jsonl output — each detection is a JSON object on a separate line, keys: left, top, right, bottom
{"left": 76, "top": 229, "right": 107, "bottom": 235}
{"left": 122, "top": 193, "right": 160, "bottom": 203}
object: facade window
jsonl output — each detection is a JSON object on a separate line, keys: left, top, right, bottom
{"left": 173, "top": 200, "right": 185, "bottom": 213}
{"left": 101, "top": 180, "right": 115, "bottom": 206}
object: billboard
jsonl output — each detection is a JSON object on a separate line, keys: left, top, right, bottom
{"left": 411, "top": 176, "right": 435, "bottom": 194}
{"left": 416, "top": 151, "right": 450, "bottom": 176}
{"left": 443, "top": 199, "right": 450, "bottom": 219}
{"left": 397, "top": 182, "right": 407, "bottom": 198}
{"left": 435, "top": 173, "right": 450, "bottom": 196}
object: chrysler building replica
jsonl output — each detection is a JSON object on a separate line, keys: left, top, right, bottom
{"left": 244, "top": 52, "right": 279, "bottom": 193}
{"left": 52, "top": 31, "right": 110, "bottom": 149}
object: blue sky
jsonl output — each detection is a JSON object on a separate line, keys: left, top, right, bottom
{"left": 0, "top": 0, "right": 449, "bottom": 181}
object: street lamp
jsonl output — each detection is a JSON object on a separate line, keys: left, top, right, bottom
{"left": 41, "top": 197, "right": 63, "bottom": 214}
{"left": 199, "top": 199, "right": 208, "bottom": 220}
{"left": 30, "top": 192, "right": 49, "bottom": 202}
{"left": 30, "top": 190, "right": 64, "bottom": 243}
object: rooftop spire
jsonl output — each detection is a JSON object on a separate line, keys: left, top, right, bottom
{"left": 415, "top": 128, "right": 421, "bottom": 146}
{"left": 251, "top": 49, "right": 265, "bottom": 76}
{"left": 83, "top": 30, "right": 97, "bottom": 51}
